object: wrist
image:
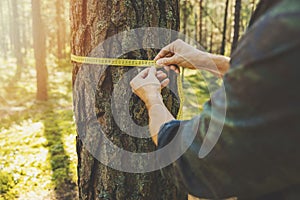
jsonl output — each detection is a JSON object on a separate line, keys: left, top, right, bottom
{"left": 144, "top": 93, "right": 164, "bottom": 109}
{"left": 209, "top": 54, "right": 230, "bottom": 75}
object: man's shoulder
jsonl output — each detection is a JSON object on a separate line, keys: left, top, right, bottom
{"left": 231, "top": 0, "right": 300, "bottom": 67}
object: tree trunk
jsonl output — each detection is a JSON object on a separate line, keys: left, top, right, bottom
{"left": 231, "top": 0, "right": 241, "bottom": 52}
{"left": 32, "top": 0, "right": 48, "bottom": 101}
{"left": 220, "top": 0, "right": 229, "bottom": 55}
{"left": 71, "top": 0, "right": 186, "bottom": 200}
{"left": 60, "top": 1, "right": 67, "bottom": 58}
{"left": 21, "top": 2, "right": 29, "bottom": 57}
{"left": 0, "top": 0, "right": 8, "bottom": 59}
{"left": 198, "top": 0, "right": 203, "bottom": 44}
{"left": 202, "top": 2, "right": 208, "bottom": 49}
{"left": 209, "top": 28, "right": 214, "bottom": 53}
{"left": 7, "top": 0, "right": 13, "bottom": 56}
{"left": 11, "top": 0, "right": 23, "bottom": 80}
{"left": 227, "top": 0, "right": 234, "bottom": 53}
{"left": 194, "top": 12, "right": 198, "bottom": 42}
{"left": 182, "top": 0, "right": 190, "bottom": 39}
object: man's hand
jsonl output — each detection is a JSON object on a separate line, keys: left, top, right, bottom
{"left": 154, "top": 39, "right": 203, "bottom": 72}
{"left": 155, "top": 39, "right": 230, "bottom": 76}
{"left": 130, "top": 67, "right": 169, "bottom": 109}
{"left": 130, "top": 67, "right": 175, "bottom": 145}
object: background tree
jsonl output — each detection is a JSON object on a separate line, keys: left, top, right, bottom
{"left": 0, "top": 0, "right": 8, "bottom": 59}
{"left": 198, "top": 0, "right": 203, "bottom": 44}
{"left": 231, "top": 0, "right": 242, "bottom": 52}
{"left": 71, "top": 0, "right": 186, "bottom": 199}
{"left": 55, "top": 0, "right": 63, "bottom": 60}
{"left": 220, "top": 0, "right": 230, "bottom": 55}
{"left": 32, "top": 0, "right": 48, "bottom": 101}
{"left": 11, "top": 0, "right": 23, "bottom": 81}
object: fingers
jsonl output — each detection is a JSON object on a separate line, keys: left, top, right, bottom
{"left": 139, "top": 68, "right": 150, "bottom": 79}
{"left": 170, "top": 65, "right": 180, "bottom": 74}
{"left": 163, "top": 65, "right": 180, "bottom": 74}
{"left": 156, "top": 70, "right": 170, "bottom": 88}
{"left": 154, "top": 42, "right": 176, "bottom": 61}
{"left": 156, "top": 55, "right": 178, "bottom": 67}
{"left": 156, "top": 70, "right": 167, "bottom": 81}
{"left": 131, "top": 67, "right": 171, "bottom": 91}
{"left": 148, "top": 66, "right": 157, "bottom": 77}
{"left": 154, "top": 49, "right": 171, "bottom": 61}
{"left": 130, "top": 68, "right": 150, "bottom": 90}
{"left": 161, "top": 78, "right": 170, "bottom": 89}
{"left": 154, "top": 39, "right": 185, "bottom": 60}
{"left": 154, "top": 47, "right": 173, "bottom": 61}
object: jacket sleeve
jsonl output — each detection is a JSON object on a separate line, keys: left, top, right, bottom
{"left": 157, "top": 2, "right": 300, "bottom": 199}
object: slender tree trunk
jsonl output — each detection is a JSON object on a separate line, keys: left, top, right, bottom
{"left": 194, "top": 13, "right": 198, "bottom": 42}
{"left": 21, "top": 3, "right": 29, "bottom": 57}
{"left": 198, "top": 0, "right": 203, "bottom": 44}
{"left": 202, "top": 2, "right": 208, "bottom": 49}
{"left": 231, "top": 0, "right": 241, "bottom": 52}
{"left": 0, "top": 0, "right": 8, "bottom": 59}
{"left": 11, "top": 0, "right": 23, "bottom": 80}
{"left": 32, "top": 0, "right": 48, "bottom": 101}
{"left": 60, "top": 1, "right": 67, "bottom": 58}
{"left": 209, "top": 28, "right": 214, "bottom": 53}
{"left": 182, "top": 0, "right": 189, "bottom": 40}
{"left": 227, "top": 0, "right": 234, "bottom": 52}
{"left": 7, "top": 0, "right": 13, "bottom": 55}
{"left": 220, "top": 0, "right": 229, "bottom": 55}
{"left": 71, "top": 0, "right": 186, "bottom": 200}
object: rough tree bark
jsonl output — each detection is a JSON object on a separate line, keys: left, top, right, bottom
{"left": 220, "top": 0, "right": 229, "bottom": 55}
{"left": 231, "top": 0, "right": 241, "bottom": 52}
{"left": 32, "top": 0, "right": 48, "bottom": 101}
{"left": 71, "top": 0, "right": 186, "bottom": 200}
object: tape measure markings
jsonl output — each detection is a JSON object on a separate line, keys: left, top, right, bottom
{"left": 71, "top": 54, "right": 157, "bottom": 67}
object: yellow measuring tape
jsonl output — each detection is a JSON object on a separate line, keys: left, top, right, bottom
{"left": 71, "top": 54, "right": 184, "bottom": 119}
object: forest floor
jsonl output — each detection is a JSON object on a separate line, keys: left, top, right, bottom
{"left": 0, "top": 57, "right": 78, "bottom": 200}
{"left": 0, "top": 57, "right": 213, "bottom": 200}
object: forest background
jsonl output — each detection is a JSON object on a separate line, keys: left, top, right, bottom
{"left": 0, "top": 0, "right": 257, "bottom": 199}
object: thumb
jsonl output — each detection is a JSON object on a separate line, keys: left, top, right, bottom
{"left": 156, "top": 56, "right": 177, "bottom": 66}
{"left": 148, "top": 66, "right": 157, "bottom": 77}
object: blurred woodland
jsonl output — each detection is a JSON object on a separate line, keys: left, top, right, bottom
{"left": 0, "top": 0, "right": 257, "bottom": 199}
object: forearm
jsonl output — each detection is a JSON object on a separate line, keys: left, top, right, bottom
{"left": 195, "top": 51, "right": 230, "bottom": 76}
{"left": 146, "top": 95, "right": 175, "bottom": 145}
{"left": 209, "top": 54, "right": 230, "bottom": 75}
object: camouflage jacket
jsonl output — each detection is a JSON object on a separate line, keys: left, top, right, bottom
{"left": 158, "top": 0, "right": 300, "bottom": 199}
